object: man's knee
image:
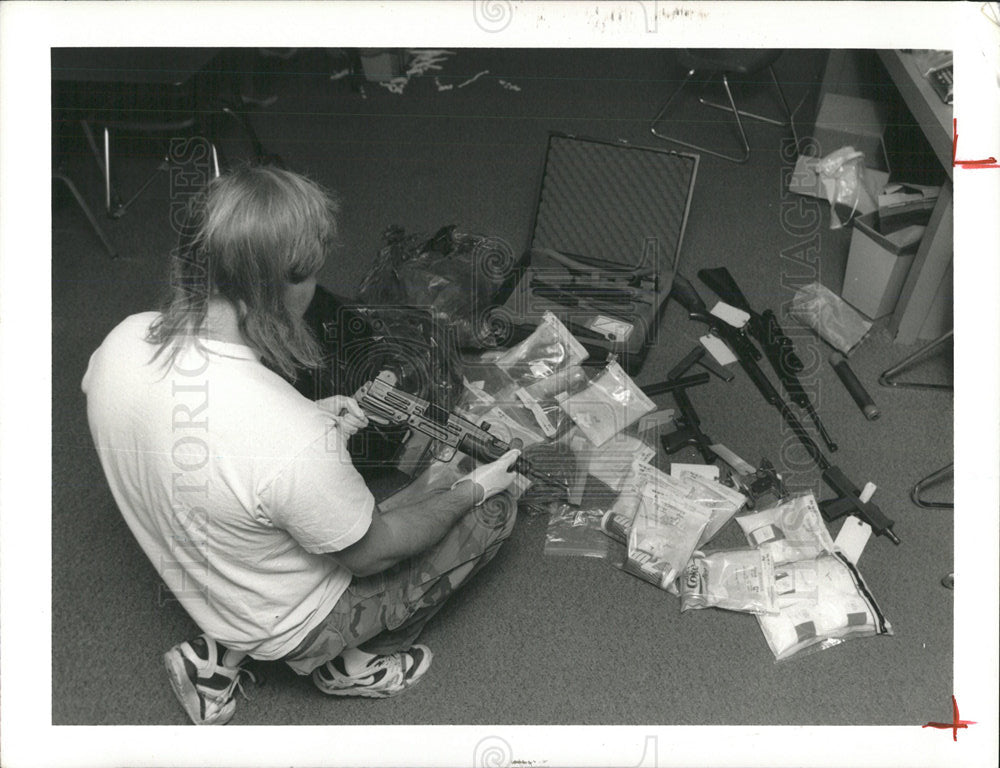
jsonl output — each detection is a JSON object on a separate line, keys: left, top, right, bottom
{"left": 473, "top": 490, "right": 517, "bottom": 540}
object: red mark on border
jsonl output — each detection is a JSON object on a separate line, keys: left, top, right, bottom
{"left": 953, "top": 119, "right": 1000, "bottom": 169}
{"left": 923, "top": 695, "right": 977, "bottom": 741}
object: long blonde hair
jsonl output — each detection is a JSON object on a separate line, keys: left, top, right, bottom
{"left": 147, "top": 165, "right": 340, "bottom": 379}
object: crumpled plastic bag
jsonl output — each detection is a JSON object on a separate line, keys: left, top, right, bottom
{"left": 789, "top": 281, "right": 872, "bottom": 355}
{"left": 806, "top": 146, "right": 878, "bottom": 230}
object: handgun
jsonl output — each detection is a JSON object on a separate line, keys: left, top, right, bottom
{"left": 650, "top": 350, "right": 717, "bottom": 464}
{"left": 355, "top": 376, "right": 566, "bottom": 489}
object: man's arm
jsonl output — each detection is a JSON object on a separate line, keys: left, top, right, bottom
{"left": 327, "top": 448, "right": 520, "bottom": 577}
{"left": 328, "top": 482, "right": 481, "bottom": 577}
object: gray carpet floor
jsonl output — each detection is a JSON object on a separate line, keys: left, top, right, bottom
{"left": 51, "top": 48, "right": 954, "bottom": 728}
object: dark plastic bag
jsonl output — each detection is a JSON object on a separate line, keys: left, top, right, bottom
{"left": 357, "top": 224, "right": 519, "bottom": 350}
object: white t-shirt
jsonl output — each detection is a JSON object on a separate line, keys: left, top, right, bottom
{"left": 81, "top": 312, "right": 375, "bottom": 660}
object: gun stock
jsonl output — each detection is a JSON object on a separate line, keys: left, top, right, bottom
{"left": 696, "top": 267, "right": 754, "bottom": 317}
{"left": 669, "top": 272, "right": 711, "bottom": 319}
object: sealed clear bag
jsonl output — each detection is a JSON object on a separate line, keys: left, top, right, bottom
{"left": 559, "top": 360, "right": 656, "bottom": 447}
{"left": 619, "top": 464, "right": 712, "bottom": 591}
{"left": 678, "top": 471, "right": 748, "bottom": 547}
{"left": 789, "top": 281, "right": 872, "bottom": 355}
{"left": 600, "top": 461, "right": 732, "bottom": 546}
{"left": 493, "top": 311, "right": 589, "bottom": 385}
{"left": 544, "top": 504, "right": 614, "bottom": 559}
{"left": 679, "top": 548, "right": 779, "bottom": 615}
{"left": 735, "top": 493, "right": 837, "bottom": 564}
{"left": 735, "top": 493, "right": 893, "bottom": 661}
{"left": 578, "top": 410, "right": 668, "bottom": 493}
{"left": 468, "top": 313, "right": 591, "bottom": 441}
{"left": 756, "top": 553, "right": 893, "bottom": 661}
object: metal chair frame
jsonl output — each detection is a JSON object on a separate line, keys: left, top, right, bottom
{"left": 52, "top": 169, "right": 118, "bottom": 258}
{"left": 80, "top": 118, "right": 221, "bottom": 219}
{"left": 650, "top": 64, "right": 798, "bottom": 163}
{"left": 910, "top": 462, "right": 954, "bottom": 510}
{"left": 879, "top": 329, "right": 953, "bottom": 391}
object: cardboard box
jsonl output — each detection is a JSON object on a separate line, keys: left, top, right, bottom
{"left": 789, "top": 93, "right": 891, "bottom": 216}
{"left": 878, "top": 182, "right": 940, "bottom": 230}
{"left": 842, "top": 211, "right": 929, "bottom": 319}
{"left": 358, "top": 49, "right": 403, "bottom": 82}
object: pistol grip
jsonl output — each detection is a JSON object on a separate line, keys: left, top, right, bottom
{"left": 661, "top": 428, "right": 694, "bottom": 455}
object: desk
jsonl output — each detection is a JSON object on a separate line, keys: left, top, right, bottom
{"left": 878, "top": 50, "right": 954, "bottom": 343}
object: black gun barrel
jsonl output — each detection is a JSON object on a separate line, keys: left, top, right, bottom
{"left": 697, "top": 268, "right": 836, "bottom": 453}
{"left": 640, "top": 371, "right": 711, "bottom": 397}
{"left": 830, "top": 353, "right": 880, "bottom": 421}
{"left": 670, "top": 273, "right": 899, "bottom": 543}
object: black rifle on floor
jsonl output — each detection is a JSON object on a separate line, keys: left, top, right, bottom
{"left": 697, "top": 266, "right": 838, "bottom": 453}
{"left": 669, "top": 273, "right": 900, "bottom": 544}
{"left": 356, "top": 376, "right": 566, "bottom": 489}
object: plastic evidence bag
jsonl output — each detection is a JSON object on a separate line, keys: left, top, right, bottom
{"left": 623, "top": 465, "right": 712, "bottom": 591}
{"left": 678, "top": 471, "right": 748, "bottom": 547}
{"left": 544, "top": 504, "right": 613, "bottom": 559}
{"left": 735, "top": 493, "right": 837, "bottom": 564}
{"left": 756, "top": 553, "right": 893, "bottom": 661}
{"left": 559, "top": 360, "right": 656, "bottom": 447}
{"left": 580, "top": 410, "right": 667, "bottom": 492}
{"left": 493, "top": 311, "right": 589, "bottom": 385}
{"left": 789, "top": 282, "right": 872, "bottom": 355}
{"left": 679, "top": 548, "right": 779, "bottom": 615}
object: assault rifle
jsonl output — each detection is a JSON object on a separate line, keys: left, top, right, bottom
{"left": 356, "top": 376, "right": 566, "bottom": 489}
{"left": 669, "top": 274, "right": 900, "bottom": 544}
{"left": 697, "top": 266, "right": 838, "bottom": 452}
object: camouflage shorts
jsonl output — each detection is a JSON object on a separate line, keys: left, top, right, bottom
{"left": 283, "top": 491, "right": 517, "bottom": 675}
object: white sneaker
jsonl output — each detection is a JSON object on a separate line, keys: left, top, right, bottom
{"left": 163, "top": 635, "right": 257, "bottom": 725}
{"left": 312, "top": 645, "right": 432, "bottom": 698}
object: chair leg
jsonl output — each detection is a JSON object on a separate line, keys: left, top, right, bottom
{"left": 910, "top": 462, "right": 954, "bottom": 509}
{"left": 650, "top": 69, "right": 698, "bottom": 137}
{"left": 879, "top": 329, "right": 954, "bottom": 391}
{"left": 768, "top": 65, "right": 799, "bottom": 148}
{"left": 698, "top": 66, "right": 791, "bottom": 126}
{"left": 692, "top": 65, "right": 799, "bottom": 155}
{"left": 53, "top": 172, "right": 118, "bottom": 258}
{"left": 651, "top": 68, "right": 751, "bottom": 163}
{"left": 78, "top": 120, "right": 112, "bottom": 215}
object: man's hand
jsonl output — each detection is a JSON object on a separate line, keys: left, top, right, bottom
{"left": 352, "top": 384, "right": 392, "bottom": 426}
{"left": 451, "top": 449, "right": 521, "bottom": 503}
{"left": 317, "top": 395, "right": 369, "bottom": 437}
